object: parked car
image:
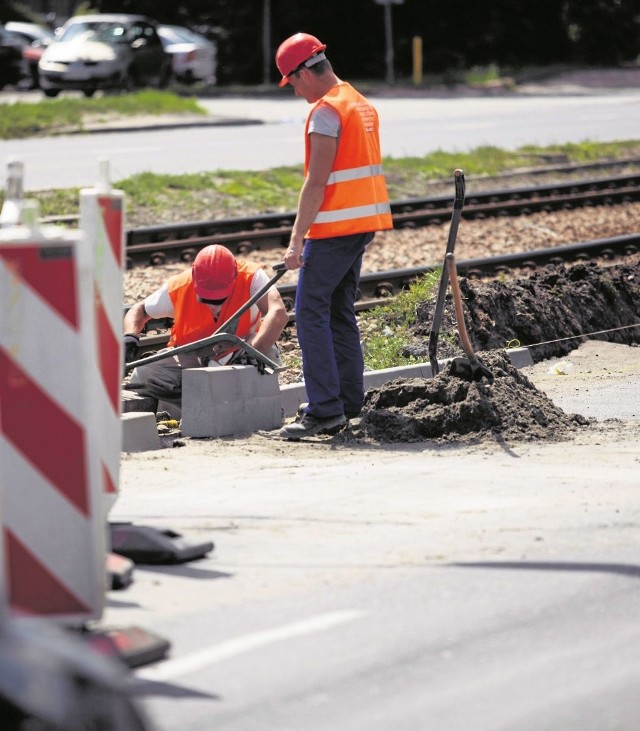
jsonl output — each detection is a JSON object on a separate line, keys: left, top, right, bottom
{"left": 0, "top": 23, "right": 25, "bottom": 89}
{"left": 158, "top": 24, "right": 216, "bottom": 85}
{"left": 5, "top": 21, "right": 55, "bottom": 88}
{"left": 38, "top": 14, "right": 171, "bottom": 97}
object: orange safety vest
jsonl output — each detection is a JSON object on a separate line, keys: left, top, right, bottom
{"left": 304, "top": 82, "right": 393, "bottom": 239}
{"left": 166, "top": 260, "right": 262, "bottom": 348}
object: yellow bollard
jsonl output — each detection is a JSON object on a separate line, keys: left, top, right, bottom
{"left": 412, "top": 35, "right": 423, "bottom": 86}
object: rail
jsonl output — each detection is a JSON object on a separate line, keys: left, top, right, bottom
{"left": 124, "top": 173, "right": 640, "bottom": 268}
{"left": 135, "top": 233, "right": 640, "bottom": 352}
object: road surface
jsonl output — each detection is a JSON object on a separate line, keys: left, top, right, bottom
{"left": 105, "top": 341, "right": 640, "bottom": 730}
{"left": 1, "top": 88, "right": 639, "bottom": 191}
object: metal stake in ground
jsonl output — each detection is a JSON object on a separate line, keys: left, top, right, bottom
{"left": 428, "top": 168, "right": 465, "bottom": 375}
{"left": 124, "top": 263, "right": 287, "bottom": 373}
{"left": 445, "top": 252, "right": 494, "bottom": 383}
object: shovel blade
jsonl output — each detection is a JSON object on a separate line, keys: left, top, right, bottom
{"left": 448, "top": 356, "right": 494, "bottom": 383}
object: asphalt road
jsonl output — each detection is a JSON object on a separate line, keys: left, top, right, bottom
{"left": 115, "top": 441, "right": 640, "bottom": 731}
{"left": 1, "top": 87, "right": 640, "bottom": 191}
{"left": 105, "top": 341, "right": 640, "bottom": 731}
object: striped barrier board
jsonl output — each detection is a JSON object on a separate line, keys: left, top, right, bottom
{"left": 0, "top": 216, "right": 106, "bottom": 624}
{"left": 0, "top": 474, "right": 5, "bottom": 623}
{"left": 80, "top": 160, "right": 125, "bottom": 514}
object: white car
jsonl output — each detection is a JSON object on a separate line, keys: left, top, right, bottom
{"left": 38, "top": 13, "right": 171, "bottom": 97}
{"left": 158, "top": 25, "right": 216, "bottom": 85}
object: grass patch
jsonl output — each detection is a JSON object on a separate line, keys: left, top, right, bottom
{"left": 464, "top": 63, "right": 503, "bottom": 86}
{"left": 31, "top": 166, "right": 306, "bottom": 225}
{"left": 0, "top": 91, "right": 205, "bottom": 139}
{"left": 360, "top": 270, "right": 441, "bottom": 371}
{"left": 382, "top": 139, "right": 640, "bottom": 198}
{"left": 85, "top": 90, "right": 205, "bottom": 116}
{"left": 0, "top": 102, "right": 82, "bottom": 139}
{"left": 215, "top": 168, "right": 304, "bottom": 210}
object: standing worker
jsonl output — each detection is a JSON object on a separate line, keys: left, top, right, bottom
{"left": 123, "top": 244, "right": 288, "bottom": 409}
{"left": 275, "top": 32, "right": 393, "bottom": 439}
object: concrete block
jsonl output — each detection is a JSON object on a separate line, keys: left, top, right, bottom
{"left": 280, "top": 382, "right": 307, "bottom": 419}
{"left": 363, "top": 362, "right": 434, "bottom": 389}
{"left": 121, "top": 389, "right": 157, "bottom": 414}
{"left": 181, "top": 365, "right": 284, "bottom": 438}
{"left": 122, "top": 412, "right": 162, "bottom": 452}
{"left": 506, "top": 347, "right": 534, "bottom": 368}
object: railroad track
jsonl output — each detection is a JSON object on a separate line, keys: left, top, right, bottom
{"left": 125, "top": 173, "right": 640, "bottom": 268}
{"left": 137, "top": 232, "right": 640, "bottom": 352}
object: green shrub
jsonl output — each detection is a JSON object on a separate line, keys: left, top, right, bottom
{"left": 360, "top": 270, "right": 441, "bottom": 370}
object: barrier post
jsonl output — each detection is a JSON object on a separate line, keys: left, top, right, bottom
{"left": 0, "top": 476, "right": 5, "bottom": 623}
{"left": 79, "top": 159, "right": 125, "bottom": 515}
{"left": 0, "top": 199, "right": 106, "bottom": 624}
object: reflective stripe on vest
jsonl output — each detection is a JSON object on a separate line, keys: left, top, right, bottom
{"left": 326, "top": 164, "right": 385, "bottom": 186}
{"left": 314, "top": 201, "right": 392, "bottom": 224}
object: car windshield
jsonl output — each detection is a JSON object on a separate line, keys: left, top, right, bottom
{"left": 9, "top": 24, "right": 54, "bottom": 42}
{"left": 59, "top": 21, "right": 129, "bottom": 44}
{"left": 160, "top": 26, "right": 200, "bottom": 44}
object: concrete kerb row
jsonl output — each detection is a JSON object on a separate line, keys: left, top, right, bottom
{"left": 121, "top": 346, "right": 534, "bottom": 451}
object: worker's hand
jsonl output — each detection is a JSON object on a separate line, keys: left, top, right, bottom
{"left": 229, "top": 350, "right": 267, "bottom": 374}
{"left": 123, "top": 333, "right": 140, "bottom": 363}
{"left": 284, "top": 242, "right": 304, "bottom": 271}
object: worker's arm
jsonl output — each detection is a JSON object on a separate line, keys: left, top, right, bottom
{"left": 122, "top": 301, "right": 153, "bottom": 363}
{"left": 284, "top": 132, "right": 337, "bottom": 271}
{"left": 247, "top": 287, "right": 289, "bottom": 355}
{"left": 123, "top": 301, "right": 152, "bottom": 335}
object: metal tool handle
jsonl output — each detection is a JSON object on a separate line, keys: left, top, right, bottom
{"left": 212, "top": 262, "right": 286, "bottom": 337}
{"left": 427, "top": 169, "right": 465, "bottom": 375}
{"left": 124, "top": 262, "right": 287, "bottom": 373}
{"left": 453, "top": 168, "right": 465, "bottom": 210}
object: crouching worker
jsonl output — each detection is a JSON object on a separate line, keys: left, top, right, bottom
{"left": 123, "top": 245, "right": 289, "bottom": 407}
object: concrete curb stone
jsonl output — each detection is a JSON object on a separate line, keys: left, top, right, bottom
{"left": 120, "top": 346, "right": 534, "bottom": 452}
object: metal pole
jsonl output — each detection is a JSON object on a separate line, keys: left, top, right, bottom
{"left": 262, "top": 0, "right": 271, "bottom": 85}
{"left": 384, "top": 1, "right": 395, "bottom": 85}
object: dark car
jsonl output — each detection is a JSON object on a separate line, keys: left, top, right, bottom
{"left": 38, "top": 13, "right": 171, "bottom": 97}
{"left": 5, "top": 21, "right": 55, "bottom": 88}
{"left": 0, "top": 24, "right": 25, "bottom": 89}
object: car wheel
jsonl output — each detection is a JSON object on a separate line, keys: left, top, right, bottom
{"left": 121, "top": 68, "right": 136, "bottom": 93}
{"left": 29, "top": 62, "right": 41, "bottom": 89}
{"left": 43, "top": 88, "right": 60, "bottom": 97}
{"left": 157, "top": 61, "right": 171, "bottom": 89}
{"left": 83, "top": 88, "right": 96, "bottom": 98}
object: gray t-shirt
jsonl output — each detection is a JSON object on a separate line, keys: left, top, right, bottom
{"left": 308, "top": 103, "right": 340, "bottom": 138}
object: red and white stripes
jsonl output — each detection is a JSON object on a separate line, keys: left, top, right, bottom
{"left": 80, "top": 161, "right": 126, "bottom": 513}
{"left": 0, "top": 219, "right": 106, "bottom": 623}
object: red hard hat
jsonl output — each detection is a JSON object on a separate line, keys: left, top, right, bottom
{"left": 276, "top": 32, "right": 327, "bottom": 87}
{"left": 192, "top": 245, "right": 237, "bottom": 300}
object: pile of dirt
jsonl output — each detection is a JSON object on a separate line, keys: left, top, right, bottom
{"left": 344, "top": 351, "right": 590, "bottom": 445}
{"left": 407, "top": 260, "right": 640, "bottom": 363}
{"left": 341, "top": 261, "right": 639, "bottom": 446}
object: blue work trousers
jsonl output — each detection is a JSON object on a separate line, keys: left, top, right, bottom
{"left": 296, "top": 232, "right": 374, "bottom": 418}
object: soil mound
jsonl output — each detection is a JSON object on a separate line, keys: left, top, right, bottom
{"left": 347, "top": 351, "right": 590, "bottom": 445}
{"left": 344, "top": 261, "right": 640, "bottom": 445}
{"left": 407, "top": 261, "right": 640, "bottom": 363}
